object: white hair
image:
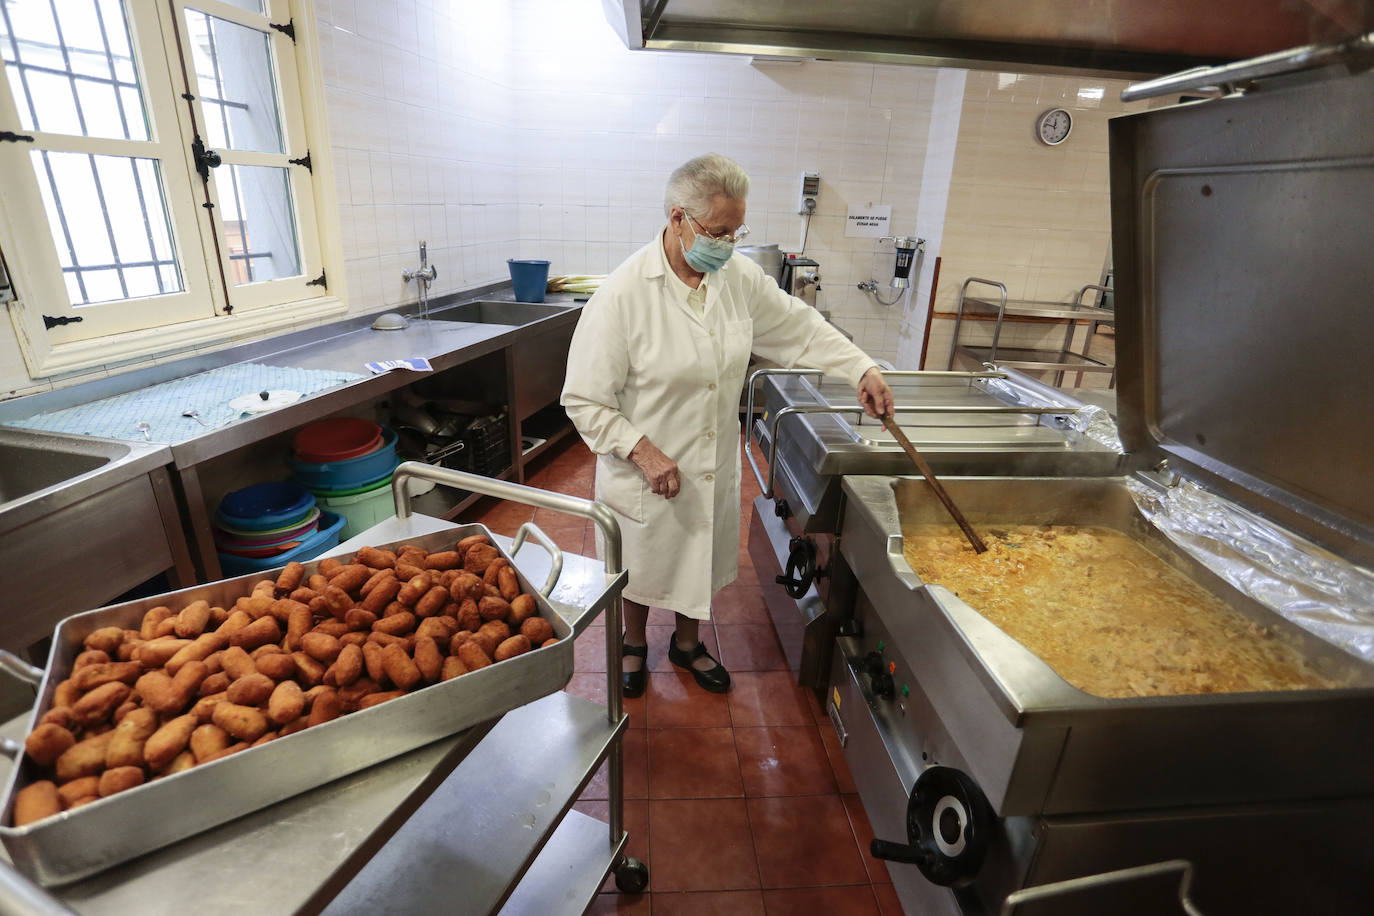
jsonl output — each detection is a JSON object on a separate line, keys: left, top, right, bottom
{"left": 663, "top": 153, "right": 750, "bottom": 218}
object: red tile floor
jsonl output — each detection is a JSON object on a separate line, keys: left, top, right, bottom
{"left": 460, "top": 438, "right": 903, "bottom": 915}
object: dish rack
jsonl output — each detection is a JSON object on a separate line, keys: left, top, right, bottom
{"left": 455, "top": 412, "right": 510, "bottom": 476}
{"left": 393, "top": 400, "right": 511, "bottom": 488}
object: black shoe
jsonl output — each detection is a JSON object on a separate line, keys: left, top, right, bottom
{"left": 667, "top": 632, "right": 731, "bottom": 693}
{"left": 622, "top": 636, "right": 647, "bottom": 698}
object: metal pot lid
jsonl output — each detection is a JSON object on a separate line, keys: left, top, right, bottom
{"left": 1108, "top": 64, "right": 1374, "bottom": 563}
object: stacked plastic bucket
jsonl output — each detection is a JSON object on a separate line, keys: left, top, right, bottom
{"left": 291, "top": 418, "right": 401, "bottom": 540}
{"left": 213, "top": 482, "right": 344, "bottom": 577}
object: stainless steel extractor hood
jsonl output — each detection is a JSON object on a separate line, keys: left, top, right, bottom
{"left": 603, "top": 0, "right": 1372, "bottom": 77}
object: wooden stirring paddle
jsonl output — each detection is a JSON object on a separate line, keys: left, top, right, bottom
{"left": 880, "top": 412, "right": 987, "bottom": 554}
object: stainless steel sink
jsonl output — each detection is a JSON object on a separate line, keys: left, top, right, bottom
{"left": 0, "top": 439, "right": 110, "bottom": 503}
{"left": 0, "top": 427, "right": 184, "bottom": 656}
{"left": 0, "top": 427, "right": 172, "bottom": 537}
{"left": 428, "top": 300, "right": 572, "bottom": 326}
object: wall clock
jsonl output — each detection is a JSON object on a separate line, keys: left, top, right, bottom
{"left": 1036, "top": 108, "right": 1073, "bottom": 146}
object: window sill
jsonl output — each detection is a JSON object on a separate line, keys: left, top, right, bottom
{"left": 10, "top": 296, "right": 348, "bottom": 380}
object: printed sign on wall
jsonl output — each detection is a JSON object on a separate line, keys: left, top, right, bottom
{"left": 845, "top": 204, "right": 891, "bottom": 238}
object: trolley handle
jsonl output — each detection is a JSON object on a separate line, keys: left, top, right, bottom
{"left": 951, "top": 278, "right": 1009, "bottom": 367}
{"left": 0, "top": 652, "right": 43, "bottom": 687}
{"left": 510, "top": 521, "right": 563, "bottom": 598}
{"left": 391, "top": 461, "right": 622, "bottom": 578}
{"left": 390, "top": 461, "right": 629, "bottom": 726}
{"left": 1000, "top": 859, "right": 1202, "bottom": 916}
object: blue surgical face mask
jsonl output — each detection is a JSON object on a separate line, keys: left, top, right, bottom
{"left": 680, "top": 233, "right": 733, "bottom": 273}
{"left": 678, "top": 211, "right": 734, "bottom": 272}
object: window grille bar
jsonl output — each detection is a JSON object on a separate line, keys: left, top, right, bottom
{"left": 91, "top": 0, "right": 167, "bottom": 296}
{"left": 64, "top": 258, "right": 177, "bottom": 272}
{"left": 2, "top": 60, "right": 137, "bottom": 92}
{"left": 226, "top": 165, "right": 253, "bottom": 282}
{"left": 58, "top": 250, "right": 275, "bottom": 274}
{"left": 87, "top": 3, "right": 134, "bottom": 139}
{"left": 126, "top": 159, "right": 167, "bottom": 294}
{"left": 37, "top": 150, "right": 89, "bottom": 304}
{"left": 44, "top": 0, "right": 91, "bottom": 137}
{"left": 4, "top": 0, "right": 88, "bottom": 301}
{"left": 200, "top": 11, "right": 237, "bottom": 162}
{"left": 85, "top": 155, "right": 130, "bottom": 300}
{"left": 1, "top": 1, "right": 47, "bottom": 129}
{"left": 45, "top": 0, "right": 130, "bottom": 301}
{"left": 196, "top": 9, "right": 260, "bottom": 284}
{"left": 200, "top": 94, "right": 250, "bottom": 112}
{"left": 0, "top": 46, "right": 257, "bottom": 117}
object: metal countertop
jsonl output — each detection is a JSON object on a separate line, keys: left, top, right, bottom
{"left": 0, "top": 289, "right": 583, "bottom": 471}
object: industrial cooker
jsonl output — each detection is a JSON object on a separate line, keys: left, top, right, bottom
{"left": 827, "top": 46, "right": 1374, "bottom": 916}
{"left": 745, "top": 366, "right": 1124, "bottom": 690}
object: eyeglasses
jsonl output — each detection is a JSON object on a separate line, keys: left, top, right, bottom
{"left": 682, "top": 208, "right": 750, "bottom": 244}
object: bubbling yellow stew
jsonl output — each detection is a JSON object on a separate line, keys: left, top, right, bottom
{"left": 900, "top": 524, "right": 1340, "bottom": 698}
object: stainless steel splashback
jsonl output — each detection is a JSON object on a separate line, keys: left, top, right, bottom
{"left": 1108, "top": 66, "right": 1374, "bottom": 566}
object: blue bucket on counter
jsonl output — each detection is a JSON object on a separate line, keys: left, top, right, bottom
{"left": 508, "top": 259, "right": 550, "bottom": 303}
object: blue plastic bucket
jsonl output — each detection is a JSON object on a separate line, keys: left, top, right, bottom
{"left": 217, "top": 481, "right": 314, "bottom": 530}
{"left": 217, "top": 511, "right": 345, "bottom": 576}
{"left": 508, "top": 259, "right": 550, "bottom": 303}
{"left": 291, "top": 426, "right": 399, "bottom": 490}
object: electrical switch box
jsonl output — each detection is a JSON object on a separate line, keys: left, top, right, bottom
{"left": 799, "top": 172, "right": 820, "bottom": 215}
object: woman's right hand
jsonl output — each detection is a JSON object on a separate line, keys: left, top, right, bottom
{"left": 629, "top": 437, "right": 681, "bottom": 499}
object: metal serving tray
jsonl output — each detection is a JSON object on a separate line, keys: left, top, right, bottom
{"left": 0, "top": 522, "right": 604, "bottom": 887}
{"left": 840, "top": 474, "right": 1374, "bottom": 817}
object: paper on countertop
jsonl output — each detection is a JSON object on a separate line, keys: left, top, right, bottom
{"left": 5, "top": 363, "right": 363, "bottom": 444}
{"left": 366, "top": 358, "right": 433, "bottom": 374}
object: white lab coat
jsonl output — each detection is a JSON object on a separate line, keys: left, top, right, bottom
{"left": 561, "top": 231, "right": 875, "bottom": 619}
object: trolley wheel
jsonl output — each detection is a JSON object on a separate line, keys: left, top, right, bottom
{"left": 614, "top": 857, "right": 649, "bottom": 894}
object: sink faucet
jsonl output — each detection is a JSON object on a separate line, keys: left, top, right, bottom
{"left": 402, "top": 241, "right": 438, "bottom": 318}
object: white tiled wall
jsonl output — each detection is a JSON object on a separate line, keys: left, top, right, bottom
{"left": 317, "top": 0, "right": 521, "bottom": 313}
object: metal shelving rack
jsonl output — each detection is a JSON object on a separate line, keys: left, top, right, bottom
{"left": 0, "top": 464, "right": 647, "bottom": 915}
{"left": 947, "top": 277, "right": 1117, "bottom": 387}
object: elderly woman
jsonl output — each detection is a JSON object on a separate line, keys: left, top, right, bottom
{"left": 562, "top": 153, "right": 894, "bottom": 697}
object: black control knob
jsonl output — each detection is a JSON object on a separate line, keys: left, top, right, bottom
{"left": 861, "top": 651, "right": 895, "bottom": 700}
{"left": 869, "top": 766, "right": 994, "bottom": 888}
{"left": 775, "top": 537, "right": 823, "bottom": 599}
{"left": 773, "top": 499, "right": 790, "bottom": 519}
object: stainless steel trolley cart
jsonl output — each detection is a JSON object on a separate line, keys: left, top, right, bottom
{"left": 946, "top": 278, "right": 1116, "bottom": 387}
{"left": 0, "top": 461, "right": 647, "bottom": 913}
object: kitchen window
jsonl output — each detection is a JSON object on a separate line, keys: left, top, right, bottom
{"left": 0, "top": 0, "right": 342, "bottom": 378}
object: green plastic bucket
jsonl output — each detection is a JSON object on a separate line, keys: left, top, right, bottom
{"left": 314, "top": 476, "right": 396, "bottom": 539}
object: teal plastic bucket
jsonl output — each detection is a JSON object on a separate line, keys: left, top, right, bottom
{"left": 508, "top": 259, "right": 550, "bottom": 302}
